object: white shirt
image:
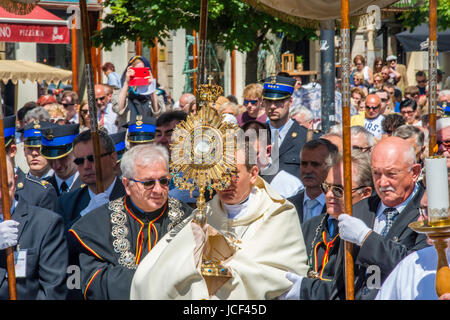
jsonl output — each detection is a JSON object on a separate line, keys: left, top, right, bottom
{"left": 98, "top": 103, "right": 118, "bottom": 134}
{"left": 223, "top": 189, "right": 255, "bottom": 220}
{"left": 373, "top": 184, "right": 419, "bottom": 234}
{"left": 269, "top": 170, "right": 304, "bottom": 198}
{"left": 55, "top": 171, "right": 80, "bottom": 194}
{"left": 87, "top": 177, "right": 117, "bottom": 200}
{"left": 269, "top": 118, "right": 295, "bottom": 147}
{"left": 376, "top": 246, "right": 448, "bottom": 300}
{"left": 364, "top": 115, "right": 385, "bottom": 140}
{"left": 302, "top": 192, "right": 326, "bottom": 221}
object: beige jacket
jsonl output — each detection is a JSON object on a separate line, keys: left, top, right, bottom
{"left": 130, "top": 177, "right": 308, "bottom": 300}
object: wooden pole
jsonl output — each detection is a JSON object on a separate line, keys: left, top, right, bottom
{"left": 428, "top": 0, "right": 437, "bottom": 156}
{"left": 193, "top": 30, "right": 198, "bottom": 96}
{"left": 0, "top": 93, "right": 16, "bottom": 300}
{"left": 79, "top": 0, "right": 104, "bottom": 193}
{"left": 231, "top": 50, "right": 236, "bottom": 96}
{"left": 71, "top": 20, "right": 79, "bottom": 95}
{"left": 341, "top": 0, "right": 354, "bottom": 300}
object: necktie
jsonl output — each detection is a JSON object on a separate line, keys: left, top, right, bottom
{"left": 328, "top": 218, "right": 338, "bottom": 237}
{"left": 99, "top": 110, "right": 105, "bottom": 127}
{"left": 381, "top": 207, "right": 399, "bottom": 237}
{"left": 304, "top": 198, "right": 320, "bottom": 221}
{"left": 60, "top": 181, "right": 69, "bottom": 194}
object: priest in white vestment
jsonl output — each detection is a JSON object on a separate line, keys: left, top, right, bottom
{"left": 130, "top": 149, "right": 309, "bottom": 300}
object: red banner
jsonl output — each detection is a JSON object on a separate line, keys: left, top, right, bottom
{"left": 0, "top": 23, "right": 69, "bottom": 44}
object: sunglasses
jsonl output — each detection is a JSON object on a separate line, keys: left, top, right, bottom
{"left": 81, "top": 109, "right": 89, "bottom": 115}
{"left": 73, "top": 152, "right": 112, "bottom": 166}
{"left": 417, "top": 80, "right": 427, "bottom": 84}
{"left": 321, "top": 182, "right": 366, "bottom": 198}
{"left": 244, "top": 99, "right": 258, "bottom": 105}
{"left": 128, "top": 177, "right": 170, "bottom": 189}
{"left": 381, "top": 98, "right": 389, "bottom": 102}
{"left": 62, "top": 103, "right": 75, "bottom": 108}
{"left": 437, "top": 140, "right": 450, "bottom": 150}
{"left": 96, "top": 96, "right": 106, "bottom": 101}
{"left": 401, "top": 110, "right": 414, "bottom": 115}
{"left": 365, "top": 105, "right": 380, "bottom": 111}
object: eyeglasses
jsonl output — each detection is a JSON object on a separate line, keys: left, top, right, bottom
{"left": 321, "top": 182, "right": 366, "bottom": 198}
{"left": 73, "top": 152, "right": 112, "bottom": 165}
{"left": 437, "top": 140, "right": 450, "bottom": 150}
{"left": 352, "top": 145, "right": 372, "bottom": 152}
{"left": 365, "top": 105, "right": 380, "bottom": 111}
{"left": 96, "top": 96, "right": 106, "bottom": 102}
{"left": 401, "top": 110, "right": 415, "bottom": 115}
{"left": 417, "top": 80, "right": 427, "bottom": 84}
{"left": 62, "top": 103, "right": 75, "bottom": 108}
{"left": 244, "top": 99, "right": 258, "bottom": 105}
{"left": 81, "top": 109, "right": 89, "bottom": 115}
{"left": 128, "top": 177, "right": 170, "bottom": 189}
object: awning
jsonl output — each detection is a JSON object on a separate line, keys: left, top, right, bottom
{"left": 0, "top": 5, "right": 69, "bottom": 43}
{"left": 0, "top": 60, "right": 72, "bottom": 84}
{"left": 396, "top": 24, "right": 450, "bottom": 52}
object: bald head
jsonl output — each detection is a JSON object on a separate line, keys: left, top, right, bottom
{"left": 372, "top": 136, "right": 421, "bottom": 207}
{"left": 179, "top": 93, "right": 195, "bottom": 113}
{"left": 94, "top": 84, "right": 107, "bottom": 111}
{"left": 365, "top": 94, "right": 382, "bottom": 119}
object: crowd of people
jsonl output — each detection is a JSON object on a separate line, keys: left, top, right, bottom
{"left": 0, "top": 53, "right": 449, "bottom": 300}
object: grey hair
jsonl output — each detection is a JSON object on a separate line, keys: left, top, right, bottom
{"left": 301, "top": 138, "right": 339, "bottom": 169}
{"left": 290, "top": 105, "right": 313, "bottom": 121}
{"left": 437, "top": 118, "right": 450, "bottom": 131}
{"left": 351, "top": 150, "right": 374, "bottom": 191}
{"left": 393, "top": 124, "right": 425, "bottom": 148}
{"left": 24, "top": 107, "right": 50, "bottom": 123}
{"left": 351, "top": 126, "right": 375, "bottom": 147}
{"left": 327, "top": 124, "right": 343, "bottom": 136}
{"left": 120, "top": 143, "right": 169, "bottom": 179}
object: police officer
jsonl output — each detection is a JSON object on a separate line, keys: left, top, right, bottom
{"left": 41, "top": 123, "right": 83, "bottom": 196}
{"left": 4, "top": 116, "right": 59, "bottom": 211}
{"left": 262, "top": 75, "right": 318, "bottom": 178}
{"left": 109, "top": 129, "right": 127, "bottom": 177}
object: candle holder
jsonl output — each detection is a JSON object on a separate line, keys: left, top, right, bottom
{"left": 409, "top": 220, "right": 450, "bottom": 297}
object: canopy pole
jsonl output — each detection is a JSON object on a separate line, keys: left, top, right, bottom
{"left": 0, "top": 90, "right": 17, "bottom": 300}
{"left": 428, "top": 0, "right": 437, "bottom": 156}
{"left": 341, "top": 0, "right": 355, "bottom": 301}
{"left": 79, "top": 0, "right": 104, "bottom": 193}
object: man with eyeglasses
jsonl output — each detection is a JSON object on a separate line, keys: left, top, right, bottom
{"left": 236, "top": 83, "right": 267, "bottom": 127}
{"left": 415, "top": 70, "right": 428, "bottom": 97}
{"left": 362, "top": 94, "right": 385, "bottom": 140}
{"left": 262, "top": 75, "right": 313, "bottom": 178}
{"left": 281, "top": 150, "right": 374, "bottom": 300}
{"left": 95, "top": 84, "right": 118, "bottom": 134}
{"left": 61, "top": 91, "right": 79, "bottom": 124}
{"left": 69, "top": 143, "right": 191, "bottom": 299}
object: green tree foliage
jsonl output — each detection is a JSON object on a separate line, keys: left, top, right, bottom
{"left": 398, "top": 0, "right": 450, "bottom": 31}
{"left": 93, "top": 0, "right": 317, "bottom": 52}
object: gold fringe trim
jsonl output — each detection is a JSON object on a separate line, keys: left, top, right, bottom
{"left": 0, "top": 0, "right": 38, "bottom": 15}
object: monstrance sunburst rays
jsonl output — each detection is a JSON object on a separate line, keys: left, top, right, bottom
{"left": 170, "top": 106, "right": 238, "bottom": 225}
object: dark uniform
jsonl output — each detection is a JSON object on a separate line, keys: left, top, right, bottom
{"left": 11, "top": 120, "right": 59, "bottom": 211}
{"left": 0, "top": 199, "right": 68, "bottom": 299}
{"left": 109, "top": 129, "right": 127, "bottom": 162}
{"left": 56, "top": 178, "right": 126, "bottom": 231}
{"left": 16, "top": 168, "right": 58, "bottom": 211}
{"left": 40, "top": 123, "right": 81, "bottom": 197}
{"left": 288, "top": 190, "right": 327, "bottom": 225}
{"left": 69, "top": 195, "right": 192, "bottom": 299}
{"left": 261, "top": 76, "right": 319, "bottom": 178}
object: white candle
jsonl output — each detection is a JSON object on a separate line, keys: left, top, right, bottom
{"left": 425, "top": 157, "right": 450, "bottom": 225}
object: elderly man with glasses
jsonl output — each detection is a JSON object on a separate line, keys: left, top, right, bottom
{"left": 68, "top": 143, "right": 192, "bottom": 300}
